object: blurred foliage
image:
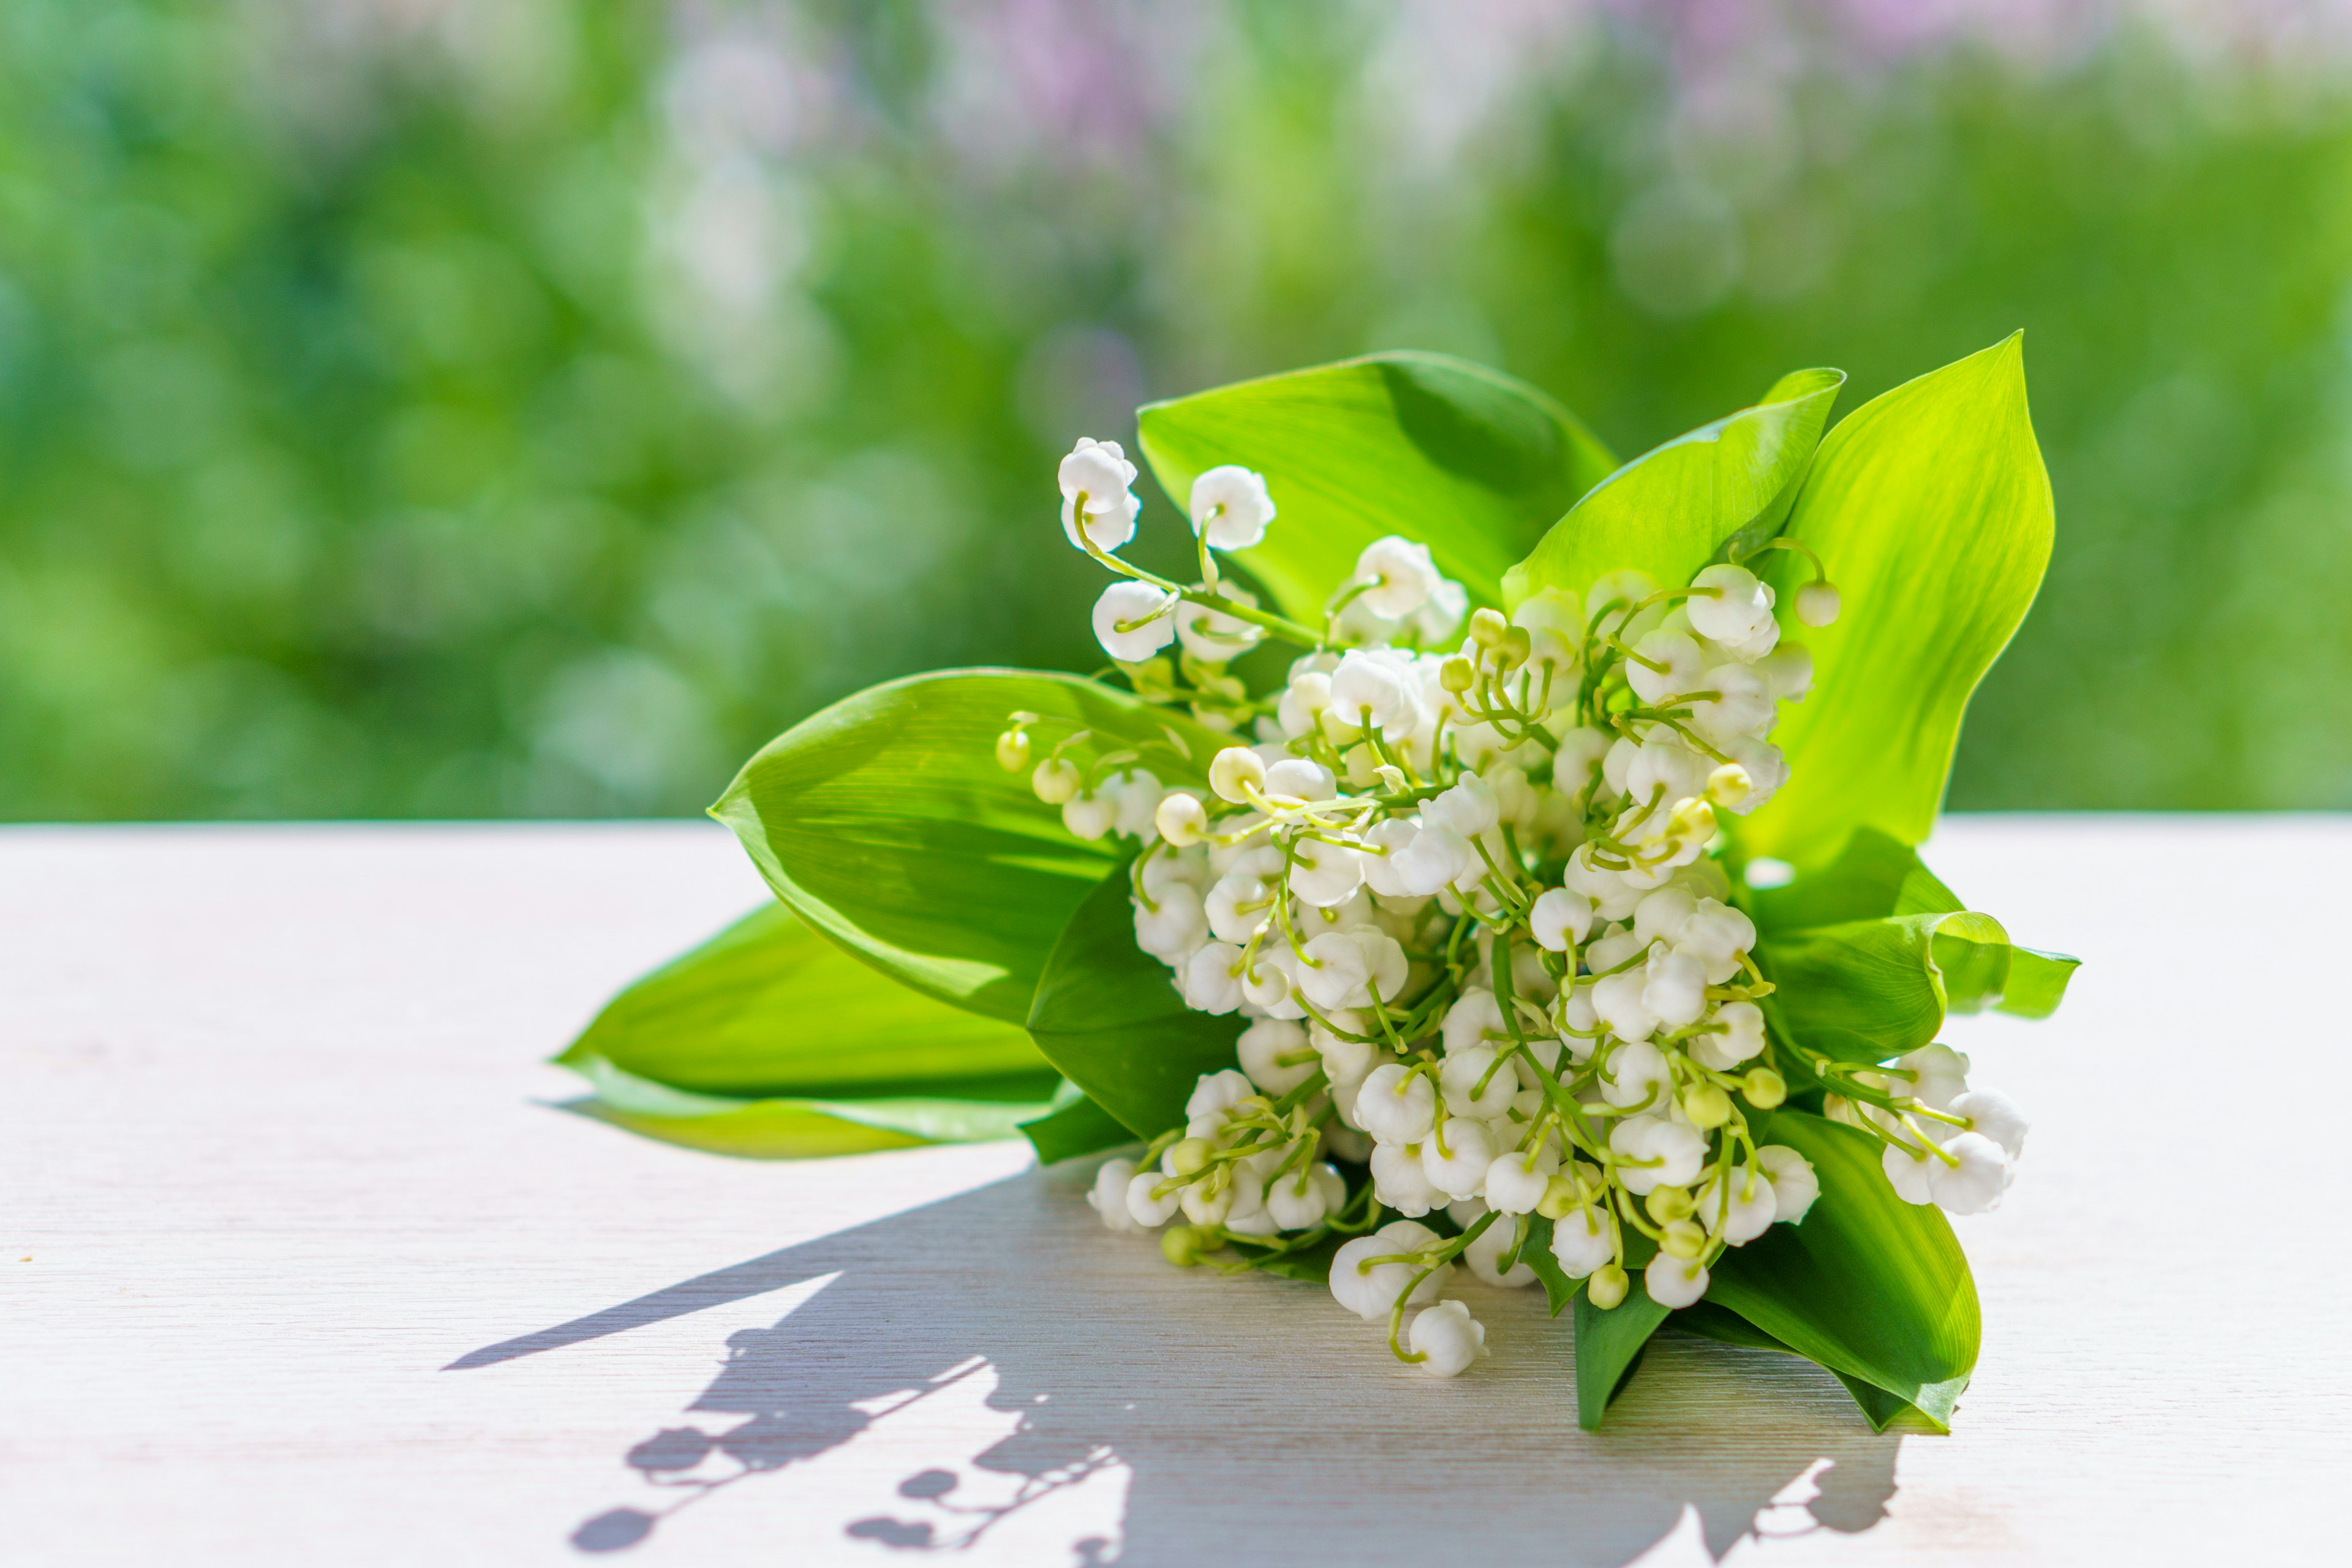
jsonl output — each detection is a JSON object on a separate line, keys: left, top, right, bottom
{"left": 4, "top": 0, "right": 2350, "bottom": 818}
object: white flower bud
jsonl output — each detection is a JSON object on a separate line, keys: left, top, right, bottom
{"left": 1407, "top": 1298, "right": 1487, "bottom": 1375}
{"left": 1464, "top": 1221, "right": 1539, "bottom": 1288}
{"left": 1238, "top": 1018, "right": 1317, "bottom": 1096}
{"left": 1928, "top": 1131, "right": 2014, "bottom": 1215}
{"left": 1530, "top": 886, "right": 1594, "bottom": 951}
{"left": 1276, "top": 671, "right": 1332, "bottom": 739}
{"left": 1796, "top": 580, "right": 1841, "bottom": 627}
{"left": 1132, "top": 883, "right": 1207, "bottom": 963}
{"left": 1267, "top": 1160, "right": 1345, "bottom": 1230}
{"left": 1370, "top": 1142, "right": 1444, "bottom": 1217}
{"left": 1484, "top": 1145, "right": 1559, "bottom": 1215}
{"left": 1189, "top": 464, "right": 1275, "bottom": 550}
{"left": 1154, "top": 791, "right": 1209, "bottom": 846}
{"left": 1645, "top": 1250, "right": 1709, "bottom": 1309}
{"left": 1392, "top": 823, "right": 1474, "bottom": 897}
{"left": 1088, "top": 1158, "right": 1142, "bottom": 1233}
{"left": 1062, "top": 794, "right": 1115, "bottom": 840}
{"left": 1549, "top": 1205, "right": 1613, "bottom": 1277}
{"left": 1180, "top": 942, "right": 1245, "bottom": 1014}
{"left": 1032, "top": 757, "right": 1081, "bottom": 804}
{"left": 1355, "top": 1063, "right": 1438, "bottom": 1145}
{"left": 1420, "top": 1117, "right": 1496, "bottom": 1200}
{"left": 1174, "top": 587, "right": 1265, "bottom": 663}
{"left": 1092, "top": 580, "right": 1177, "bottom": 663}
{"left": 1687, "top": 563, "right": 1776, "bottom": 644}
{"left": 1951, "top": 1088, "right": 2029, "bottom": 1159}
{"left": 1600, "top": 1038, "right": 1671, "bottom": 1110}
{"left": 1208, "top": 745, "right": 1265, "bottom": 804}
{"left": 1125, "top": 1168, "right": 1181, "bottom": 1227}
{"left": 1551, "top": 725, "right": 1613, "bottom": 801}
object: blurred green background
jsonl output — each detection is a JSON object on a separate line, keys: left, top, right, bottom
{"left": 5, "top": 0, "right": 2349, "bottom": 820}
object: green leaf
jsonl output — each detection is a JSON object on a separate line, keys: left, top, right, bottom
{"left": 1707, "top": 1110, "right": 1978, "bottom": 1432}
{"left": 1748, "top": 826, "right": 1962, "bottom": 934}
{"left": 1741, "top": 334, "right": 2055, "bottom": 868}
{"left": 1670, "top": 1302, "right": 1921, "bottom": 1431}
{"left": 1026, "top": 862, "right": 1243, "bottom": 1136}
{"left": 1136, "top": 352, "right": 1617, "bottom": 623}
{"left": 1245, "top": 1231, "right": 1350, "bottom": 1285}
{"left": 558, "top": 902, "right": 1051, "bottom": 1096}
{"left": 1502, "top": 368, "right": 1845, "bottom": 612}
{"left": 1018, "top": 1090, "right": 1134, "bottom": 1164}
{"left": 1574, "top": 1268, "right": 1672, "bottom": 1431}
{"left": 712, "top": 669, "right": 1224, "bottom": 1025}
{"left": 558, "top": 1055, "right": 1063, "bottom": 1159}
{"left": 1758, "top": 907, "right": 2074, "bottom": 1064}
{"left": 2000, "top": 948, "right": 2082, "bottom": 1020}
{"left": 1520, "top": 1213, "right": 1581, "bottom": 1317}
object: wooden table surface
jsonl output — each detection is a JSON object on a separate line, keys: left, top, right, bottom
{"left": 4, "top": 818, "right": 2345, "bottom": 1566}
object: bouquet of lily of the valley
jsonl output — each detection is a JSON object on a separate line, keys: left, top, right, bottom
{"left": 561, "top": 336, "right": 2075, "bottom": 1430}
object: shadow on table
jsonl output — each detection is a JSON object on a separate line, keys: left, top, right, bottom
{"left": 451, "top": 1163, "right": 1902, "bottom": 1566}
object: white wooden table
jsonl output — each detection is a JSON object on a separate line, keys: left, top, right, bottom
{"left": 4, "top": 818, "right": 2344, "bottom": 1566}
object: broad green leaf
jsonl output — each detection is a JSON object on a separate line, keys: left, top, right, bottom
{"left": 558, "top": 903, "right": 1050, "bottom": 1096}
{"left": 1574, "top": 1263, "right": 1672, "bottom": 1431}
{"left": 1741, "top": 334, "right": 2055, "bottom": 868}
{"left": 1502, "top": 368, "right": 1845, "bottom": 612}
{"left": 1708, "top": 1110, "right": 1978, "bottom": 1432}
{"left": 1026, "top": 863, "right": 1243, "bottom": 1136}
{"left": 2000, "top": 948, "right": 2081, "bottom": 1020}
{"left": 559, "top": 1055, "right": 1063, "bottom": 1159}
{"left": 1019, "top": 1090, "right": 1134, "bottom": 1164}
{"left": 1520, "top": 1213, "right": 1581, "bottom": 1317}
{"left": 1758, "top": 908, "right": 2075, "bottom": 1064}
{"left": 713, "top": 669, "right": 1224, "bottom": 1024}
{"left": 1671, "top": 1302, "right": 1921, "bottom": 1431}
{"left": 1136, "top": 352, "right": 1617, "bottom": 623}
{"left": 1749, "top": 827, "right": 1963, "bottom": 935}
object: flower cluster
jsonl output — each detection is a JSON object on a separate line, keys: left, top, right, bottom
{"left": 1017, "top": 437, "right": 2032, "bottom": 1377}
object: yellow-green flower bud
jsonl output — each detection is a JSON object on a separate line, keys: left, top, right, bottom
{"left": 1155, "top": 792, "right": 1209, "bottom": 847}
{"left": 1207, "top": 746, "right": 1265, "bottom": 804}
{"left": 1160, "top": 1224, "right": 1212, "bottom": 1267}
{"left": 1660, "top": 1219, "right": 1707, "bottom": 1259}
{"left": 1495, "top": 625, "right": 1532, "bottom": 671}
{"left": 1439, "top": 654, "right": 1476, "bottom": 694}
{"left": 1031, "top": 757, "right": 1082, "bottom": 805}
{"left": 1468, "top": 606, "right": 1509, "bottom": 649}
{"left": 1704, "top": 762, "right": 1752, "bottom": 809}
{"left": 1586, "top": 1262, "right": 1630, "bottom": 1310}
{"left": 1167, "top": 1137, "right": 1215, "bottom": 1177}
{"left": 1682, "top": 1082, "right": 1732, "bottom": 1128}
{"left": 1742, "top": 1066, "right": 1787, "bottom": 1109}
{"left": 1536, "top": 1173, "right": 1583, "bottom": 1219}
{"left": 1645, "top": 1185, "right": 1695, "bottom": 1225}
{"left": 995, "top": 728, "right": 1031, "bottom": 772}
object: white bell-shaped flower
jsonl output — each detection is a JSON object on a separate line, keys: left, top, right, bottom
{"left": 1202, "top": 872, "right": 1272, "bottom": 944}
{"left": 1882, "top": 1142, "right": 1935, "bottom": 1205}
{"left": 1530, "top": 886, "right": 1594, "bottom": 952}
{"left": 1951, "top": 1088, "right": 2029, "bottom": 1159}
{"left": 1275, "top": 670, "right": 1332, "bottom": 739}
{"left": 1642, "top": 946, "right": 1709, "bottom": 1030}
{"left": 1413, "top": 578, "right": 1469, "bottom": 646}
{"left": 1180, "top": 942, "right": 1245, "bottom": 1014}
{"left": 1676, "top": 898, "right": 1756, "bottom": 984}
{"left": 1757, "top": 643, "right": 1813, "bottom": 700}
{"left": 1062, "top": 793, "right": 1115, "bottom": 841}
{"left": 1591, "top": 968, "right": 1660, "bottom": 1044}
{"left": 1237, "top": 1018, "right": 1316, "bottom": 1096}
{"left": 1370, "top": 1141, "right": 1444, "bottom": 1217}
{"left": 1295, "top": 930, "right": 1368, "bottom": 1010}
{"left": 1600, "top": 1038, "right": 1672, "bottom": 1109}
{"left": 1330, "top": 1220, "right": 1450, "bottom": 1319}
{"left": 1688, "top": 662, "right": 1776, "bottom": 749}
{"left": 1484, "top": 1145, "right": 1559, "bottom": 1215}
{"left": 1178, "top": 1178, "right": 1235, "bottom": 1226}
{"left": 1287, "top": 835, "right": 1366, "bottom": 908}
{"left": 1549, "top": 1205, "right": 1613, "bottom": 1278}
{"left": 1189, "top": 464, "right": 1275, "bottom": 549}
{"left": 1392, "top": 823, "right": 1474, "bottom": 897}
{"left": 1421, "top": 1117, "right": 1496, "bottom": 1200}
{"left": 1408, "top": 1299, "right": 1487, "bottom": 1375}
{"left": 1705, "top": 1166, "right": 1779, "bottom": 1245}
{"left": 1691, "top": 1000, "right": 1766, "bottom": 1070}
{"left": 1262, "top": 756, "right": 1336, "bottom": 801}
{"left": 1439, "top": 989, "right": 1507, "bottom": 1055}
{"left": 1359, "top": 818, "right": 1420, "bottom": 897}
{"left": 1611, "top": 1114, "right": 1705, "bottom": 1194}
{"left": 1895, "top": 1043, "right": 1972, "bottom": 1112}
{"left": 1438, "top": 1047, "right": 1517, "bottom": 1121}
{"left": 1091, "top": 580, "right": 1177, "bottom": 662}
{"left": 1632, "top": 885, "right": 1696, "bottom": 948}
{"left": 1266, "top": 1160, "right": 1346, "bottom": 1230}
{"left": 1125, "top": 1168, "right": 1181, "bottom": 1227}
{"left": 1355, "top": 1063, "right": 1439, "bottom": 1144}
{"left": 1754, "top": 1145, "right": 1818, "bottom": 1223}
{"left": 1551, "top": 724, "right": 1613, "bottom": 802}
{"left": 1687, "top": 563, "right": 1776, "bottom": 645}
{"left": 1088, "top": 1158, "right": 1142, "bottom": 1233}
{"left": 1132, "top": 883, "right": 1207, "bottom": 963}
{"left": 1352, "top": 535, "right": 1442, "bottom": 619}
{"left": 1058, "top": 437, "right": 1140, "bottom": 552}
{"left": 1174, "top": 588, "right": 1265, "bottom": 664}
{"left": 1928, "top": 1131, "right": 2013, "bottom": 1215}
{"left": 1108, "top": 769, "right": 1163, "bottom": 839}
{"left": 1626, "top": 736, "right": 1710, "bottom": 813}
{"left": 1626, "top": 630, "right": 1705, "bottom": 706}
{"left": 1425, "top": 772, "right": 1500, "bottom": 839}
{"left": 1186, "top": 1069, "right": 1254, "bottom": 1125}
{"left": 1464, "top": 1221, "right": 1539, "bottom": 1288}
{"left": 1330, "top": 649, "right": 1413, "bottom": 729}
{"left": 1721, "top": 737, "right": 1787, "bottom": 814}
{"left": 1645, "top": 1250, "right": 1709, "bottom": 1310}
